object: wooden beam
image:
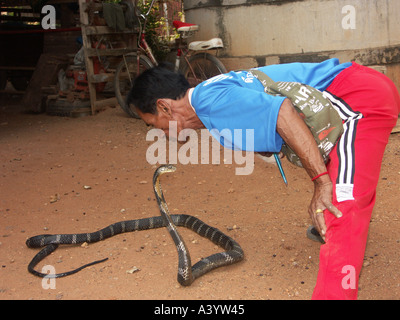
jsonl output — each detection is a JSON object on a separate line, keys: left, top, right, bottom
{"left": 85, "top": 25, "right": 139, "bottom": 36}
{"left": 85, "top": 48, "right": 136, "bottom": 58}
{"left": 89, "top": 73, "right": 114, "bottom": 83}
{"left": 94, "top": 97, "right": 117, "bottom": 109}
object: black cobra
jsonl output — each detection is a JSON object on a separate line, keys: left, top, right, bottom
{"left": 26, "top": 165, "right": 244, "bottom": 285}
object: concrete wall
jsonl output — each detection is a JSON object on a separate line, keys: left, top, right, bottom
{"left": 183, "top": 0, "right": 400, "bottom": 91}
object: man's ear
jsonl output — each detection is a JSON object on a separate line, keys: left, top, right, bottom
{"left": 156, "top": 99, "right": 172, "bottom": 116}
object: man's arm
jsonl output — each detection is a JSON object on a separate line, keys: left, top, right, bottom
{"left": 276, "top": 99, "right": 342, "bottom": 240}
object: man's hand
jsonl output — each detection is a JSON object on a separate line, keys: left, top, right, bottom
{"left": 308, "top": 177, "right": 342, "bottom": 241}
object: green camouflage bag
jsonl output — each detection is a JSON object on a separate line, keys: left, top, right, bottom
{"left": 248, "top": 69, "right": 344, "bottom": 167}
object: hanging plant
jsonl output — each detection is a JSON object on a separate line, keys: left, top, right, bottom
{"left": 138, "top": 0, "right": 182, "bottom": 61}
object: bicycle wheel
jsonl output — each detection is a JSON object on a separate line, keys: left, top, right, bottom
{"left": 181, "top": 53, "right": 227, "bottom": 87}
{"left": 114, "top": 53, "right": 154, "bottom": 118}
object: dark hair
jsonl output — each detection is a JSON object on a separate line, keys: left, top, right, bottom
{"left": 126, "top": 65, "right": 190, "bottom": 115}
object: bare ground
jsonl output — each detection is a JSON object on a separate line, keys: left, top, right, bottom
{"left": 1, "top": 95, "right": 399, "bottom": 300}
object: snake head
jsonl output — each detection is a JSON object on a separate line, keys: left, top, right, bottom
{"left": 156, "top": 164, "right": 177, "bottom": 176}
{"left": 153, "top": 165, "right": 177, "bottom": 200}
{"left": 153, "top": 165, "right": 177, "bottom": 188}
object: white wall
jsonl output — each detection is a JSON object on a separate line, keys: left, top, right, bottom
{"left": 184, "top": 0, "right": 400, "bottom": 57}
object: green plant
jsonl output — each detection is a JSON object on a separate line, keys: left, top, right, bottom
{"left": 138, "top": 0, "right": 167, "bottom": 61}
{"left": 138, "top": 0, "right": 182, "bottom": 61}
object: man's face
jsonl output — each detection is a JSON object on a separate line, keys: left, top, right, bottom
{"left": 136, "top": 99, "right": 182, "bottom": 139}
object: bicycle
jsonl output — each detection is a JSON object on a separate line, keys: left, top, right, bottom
{"left": 114, "top": 0, "right": 227, "bottom": 118}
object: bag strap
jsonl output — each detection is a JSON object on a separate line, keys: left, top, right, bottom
{"left": 248, "top": 69, "right": 335, "bottom": 119}
{"left": 247, "top": 69, "right": 344, "bottom": 167}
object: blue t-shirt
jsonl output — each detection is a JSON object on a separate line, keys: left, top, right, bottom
{"left": 190, "top": 58, "right": 351, "bottom": 152}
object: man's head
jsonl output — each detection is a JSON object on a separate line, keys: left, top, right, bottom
{"left": 127, "top": 65, "right": 203, "bottom": 138}
{"left": 126, "top": 65, "right": 190, "bottom": 116}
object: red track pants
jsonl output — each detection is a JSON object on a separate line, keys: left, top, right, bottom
{"left": 311, "top": 63, "right": 400, "bottom": 300}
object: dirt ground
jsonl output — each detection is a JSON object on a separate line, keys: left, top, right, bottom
{"left": 0, "top": 94, "right": 399, "bottom": 301}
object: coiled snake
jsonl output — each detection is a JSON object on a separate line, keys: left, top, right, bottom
{"left": 26, "top": 165, "right": 244, "bottom": 286}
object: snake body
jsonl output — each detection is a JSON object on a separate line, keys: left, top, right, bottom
{"left": 26, "top": 165, "right": 244, "bottom": 285}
